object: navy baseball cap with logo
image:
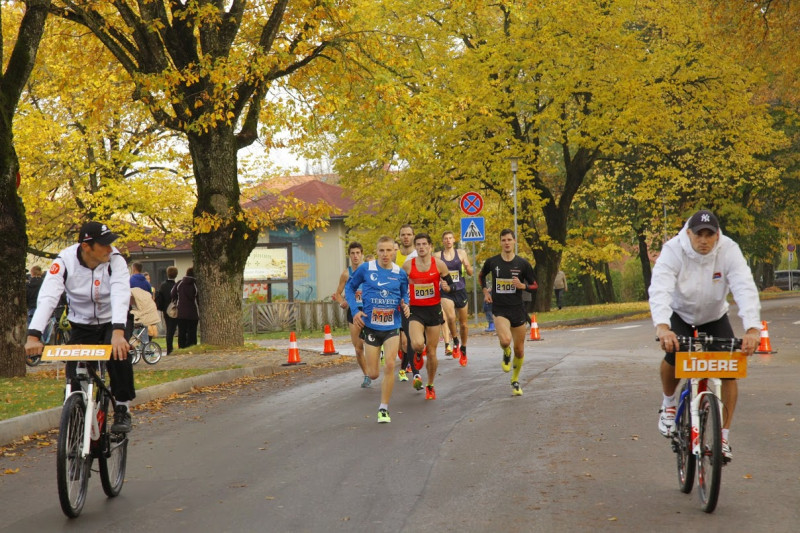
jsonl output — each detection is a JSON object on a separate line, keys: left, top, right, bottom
{"left": 688, "top": 209, "right": 720, "bottom": 233}
{"left": 79, "top": 221, "right": 119, "bottom": 246}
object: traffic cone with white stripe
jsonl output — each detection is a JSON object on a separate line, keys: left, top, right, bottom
{"left": 282, "top": 331, "right": 306, "bottom": 366}
{"left": 528, "top": 314, "right": 542, "bottom": 341}
{"left": 755, "top": 321, "right": 777, "bottom": 354}
{"left": 320, "top": 324, "right": 339, "bottom": 355}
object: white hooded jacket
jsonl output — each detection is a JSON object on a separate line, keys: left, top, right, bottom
{"left": 649, "top": 222, "right": 761, "bottom": 332}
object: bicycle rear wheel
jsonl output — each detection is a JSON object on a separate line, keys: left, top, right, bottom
{"left": 697, "top": 394, "right": 723, "bottom": 513}
{"left": 25, "top": 354, "right": 42, "bottom": 367}
{"left": 57, "top": 394, "right": 90, "bottom": 518}
{"left": 675, "top": 397, "right": 695, "bottom": 494}
{"left": 142, "top": 341, "right": 162, "bottom": 365}
{"left": 98, "top": 393, "right": 128, "bottom": 497}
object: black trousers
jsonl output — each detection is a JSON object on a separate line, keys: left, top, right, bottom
{"left": 66, "top": 322, "right": 135, "bottom": 402}
{"left": 177, "top": 318, "right": 199, "bottom": 348}
{"left": 163, "top": 313, "right": 178, "bottom": 354}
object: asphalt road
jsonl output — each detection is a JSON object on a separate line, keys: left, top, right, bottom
{"left": 1, "top": 297, "right": 799, "bottom": 532}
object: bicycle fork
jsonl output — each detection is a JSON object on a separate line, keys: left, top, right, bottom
{"left": 690, "top": 378, "right": 723, "bottom": 456}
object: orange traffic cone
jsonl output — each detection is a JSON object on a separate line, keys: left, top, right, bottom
{"left": 755, "top": 321, "right": 777, "bottom": 354}
{"left": 320, "top": 324, "right": 339, "bottom": 355}
{"left": 282, "top": 331, "right": 306, "bottom": 366}
{"left": 528, "top": 314, "right": 542, "bottom": 341}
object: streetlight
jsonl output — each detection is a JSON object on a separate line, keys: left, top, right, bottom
{"left": 508, "top": 157, "right": 520, "bottom": 254}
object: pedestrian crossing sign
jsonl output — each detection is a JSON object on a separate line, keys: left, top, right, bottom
{"left": 461, "top": 217, "right": 485, "bottom": 242}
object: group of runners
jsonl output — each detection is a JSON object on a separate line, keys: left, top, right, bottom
{"left": 333, "top": 226, "right": 538, "bottom": 424}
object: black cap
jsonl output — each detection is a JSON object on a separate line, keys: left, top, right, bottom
{"left": 688, "top": 210, "right": 719, "bottom": 234}
{"left": 78, "top": 221, "right": 119, "bottom": 246}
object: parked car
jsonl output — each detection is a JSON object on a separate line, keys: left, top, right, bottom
{"left": 774, "top": 270, "right": 800, "bottom": 291}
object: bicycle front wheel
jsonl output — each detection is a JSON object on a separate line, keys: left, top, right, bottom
{"left": 57, "top": 394, "right": 90, "bottom": 518}
{"left": 130, "top": 348, "right": 141, "bottom": 365}
{"left": 142, "top": 341, "right": 162, "bottom": 365}
{"left": 98, "top": 393, "right": 128, "bottom": 497}
{"left": 675, "top": 397, "right": 695, "bottom": 494}
{"left": 697, "top": 394, "right": 723, "bottom": 513}
{"left": 25, "top": 354, "right": 42, "bottom": 367}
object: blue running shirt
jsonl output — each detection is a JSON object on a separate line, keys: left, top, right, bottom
{"left": 345, "top": 260, "right": 409, "bottom": 330}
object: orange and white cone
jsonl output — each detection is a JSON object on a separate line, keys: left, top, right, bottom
{"left": 528, "top": 314, "right": 542, "bottom": 341}
{"left": 320, "top": 324, "right": 339, "bottom": 355}
{"left": 755, "top": 321, "right": 777, "bottom": 354}
{"left": 282, "top": 331, "right": 306, "bottom": 366}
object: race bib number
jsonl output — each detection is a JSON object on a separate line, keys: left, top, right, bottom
{"left": 414, "top": 283, "right": 435, "bottom": 299}
{"left": 449, "top": 270, "right": 460, "bottom": 283}
{"left": 355, "top": 289, "right": 362, "bottom": 304}
{"left": 371, "top": 307, "right": 396, "bottom": 325}
{"left": 495, "top": 278, "right": 516, "bottom": 294}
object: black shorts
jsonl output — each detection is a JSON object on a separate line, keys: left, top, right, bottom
{"left": 409, "top": 304, "right": 445, "bottom": 327}
{"left": 442, "top": 288, "right": 468, "bottom": 309}
{"left": 492, "top": 304, "right": 530, "bottom": 329}
{"left": 360, "top": 326, "right": 400, "bottom": 347}
{"left": 663, "top": 313, "right": 734, "bottom": 367}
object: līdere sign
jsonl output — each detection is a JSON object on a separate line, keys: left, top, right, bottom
{"left": 675, "top": 351, "right": 747, "bottom": 379}
{"left": 41, "top": 345, "right": 112, "bottom": 361}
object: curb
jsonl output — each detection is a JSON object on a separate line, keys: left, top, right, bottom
{"left": 0, "top": 364, "right": 290, "bottom": 447}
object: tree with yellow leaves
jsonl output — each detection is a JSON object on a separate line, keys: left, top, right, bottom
{"left": 1, "top": 0, "right": 51, "bottom": 377}
{"left": 310, "top": 0, "right": 786, "bottom": 311}
{"left": 50, "top": 0, "right": 350, "bottom": 345}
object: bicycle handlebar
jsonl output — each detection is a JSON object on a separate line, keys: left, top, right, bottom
{"left": 654, "top": 332, "right": 743, "bottom": 351}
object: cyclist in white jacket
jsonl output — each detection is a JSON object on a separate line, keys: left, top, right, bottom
{"left": 649, "top": 209, "right": 761, "bottom": 462}
{"left": 25, "top": 222, "right": 134, "bottom": 433}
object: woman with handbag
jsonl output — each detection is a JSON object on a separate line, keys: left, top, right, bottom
{"left": 157, "top": 266, "right": 179, "bottom": 354}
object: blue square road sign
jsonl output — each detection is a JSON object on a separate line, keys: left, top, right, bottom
{"left": 461, "top": 217, "right": 485, "bottom": 242}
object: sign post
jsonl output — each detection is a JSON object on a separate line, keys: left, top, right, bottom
{"left": 460, "top": 192, "right": 485, "bottom": 325}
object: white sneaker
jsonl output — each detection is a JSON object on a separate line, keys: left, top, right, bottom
{"left": 658, "top": 406, "right": 676, "bottom": 437}
{"left": 722, "top": 439, "right": 733, "bottom": 463}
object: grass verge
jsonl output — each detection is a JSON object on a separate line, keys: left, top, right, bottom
{"left": 0, "top": 367, "right": 217, "bottom": 422}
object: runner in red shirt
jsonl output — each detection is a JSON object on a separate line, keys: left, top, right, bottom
{"left": 401, "top": 233, "right": 454, "bottom": 400}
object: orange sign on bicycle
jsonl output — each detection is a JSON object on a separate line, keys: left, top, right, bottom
{"left": 675, "top": 351, "right": 747, "bottom": 379}
{"left": 41, "top": 345, "right": 112, "bottom": 361}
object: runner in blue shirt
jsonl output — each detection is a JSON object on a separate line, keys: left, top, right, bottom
{"left": 346, "top": 236, "right": 410, "bottom": 423}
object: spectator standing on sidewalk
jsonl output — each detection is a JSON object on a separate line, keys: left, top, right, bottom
{"left": 172, "top": 266, "right": 200, "bottom": 348}
{"left": 156, "top": 266, "right": 179, "bottom": 354}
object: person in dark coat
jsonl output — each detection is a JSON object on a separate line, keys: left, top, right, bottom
{"left": 156, "top": 266, "right": 179, "bottom": 354}
{"left": 171, "top": 266, "right": 199, "bottom": 348}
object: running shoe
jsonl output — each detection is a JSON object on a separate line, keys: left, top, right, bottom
{"left": 361, "top": 375, "right": 372, "bottom": 388}
{"left": 413, "top": 351, "right": 425, "bottom": 371}
{"left": 511, "top": 381, "right": 523, "bottom": 396}
{"left": 453, "top": 346, "right": 461, "bottom": 360}
{"left": 398, "top": 369, "right": 408, "bottom": 382}
{"left": 445, "top": 343, "right": 453, "bottom": 357}
{"left": 501, "top": 347, "right": 512, "bottom": 372}
{"left": 459, "top": 351, "right": 467, "bottom": 367}
{"left": 658, "top": 406, "right": 677, "bottom": 437}
{"left": 722, "top": 439, "right": 733, "bottom": 463}
{"left": 377, "top": 408, "right": 391, "bottom": 423}
{"left": 425, "top": 385, "right": 436, "bottom": 400}
{"left": 413, "top": 374, "right": 423, "bottom": 390}
{"left": 406, "top": 364, "right": 413, "bottom": 373}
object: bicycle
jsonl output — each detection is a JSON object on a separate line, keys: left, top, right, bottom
{"left": 128, "top": 324, "right": 162, "bottom": 365}
{"left": 26, "top": 307, "right": 71, "bottom": 367}
{"left": 41, "top": 345, "right": 129, "bottom": 518}
{"left": 665, "top": 333, "right": 746, "bottom": 513}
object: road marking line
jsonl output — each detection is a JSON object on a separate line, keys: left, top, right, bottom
{"left": 572, "top": 327, "right": 601, "bottom": 332}
{"left": 613, "top": 325, "right": 642, "bottom": 330}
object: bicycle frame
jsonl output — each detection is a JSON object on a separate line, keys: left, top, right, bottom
{"left": 65, "top": 363, "right": 115, "bottom": 459}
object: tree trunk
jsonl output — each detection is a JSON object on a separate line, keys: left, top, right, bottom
{"left": 595, "top": 261, "right": 616, "bottom": 303}
{"left": 637, "top": 232, "right": 653, "bottom": 298}
{"left": 0, "top": 143, "right": 28, "bottom": 378}
{"left": 187, "top": 130, "right": 258, "bottom": 347}
{"left": 578, "top": 273, "right": 598, "bottom": 305}
{"left": 0, "top": 0, "right": 51, "bottom": 377}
